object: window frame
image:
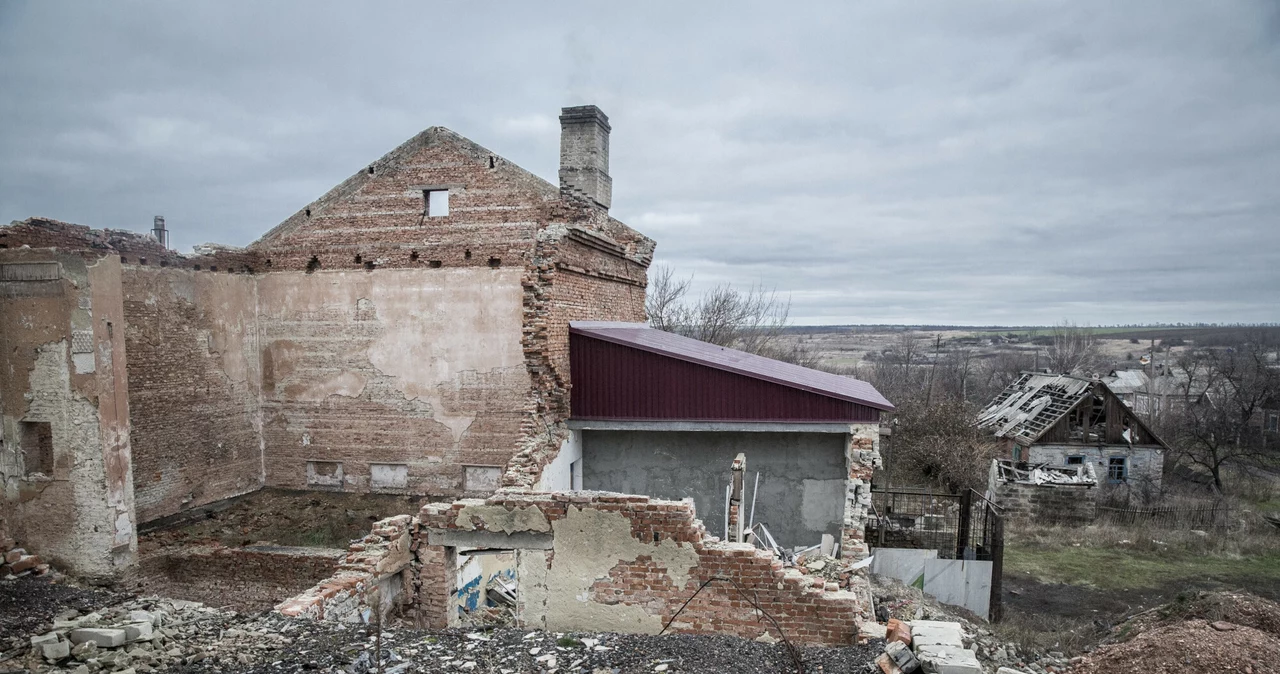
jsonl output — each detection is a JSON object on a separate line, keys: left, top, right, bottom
{"left": 1107, "top": 456, "right": 1128, "bottom": 483}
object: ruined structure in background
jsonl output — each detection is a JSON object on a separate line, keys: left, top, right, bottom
{"left": 1, "top": 104, "right": 893, "bottom": 642}
{"left": 977, "top": 372, "right": 1168, "bottom": 490}
{"left": 988, "top": 459, "right": 1098, "bottom": 524}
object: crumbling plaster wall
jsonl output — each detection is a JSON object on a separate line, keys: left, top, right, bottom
{"left": 413, "top": 494, "right": 867, "bottom": 645}
{"left": 122, "top": 267, "right": 263, "bottom": 522}
{"left": 257, "top": 267, "right": 529, "bottom": 496}
{"left": 0, "top": 250, "right": 136, "bottom": 577}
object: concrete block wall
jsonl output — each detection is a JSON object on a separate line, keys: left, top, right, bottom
{"left": 995, "top": 481, "right": 1098, "bottom": 524}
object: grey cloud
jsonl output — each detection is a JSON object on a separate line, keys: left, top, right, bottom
{"left": 1, "top": 0, "right": 1277, "bottom": 325}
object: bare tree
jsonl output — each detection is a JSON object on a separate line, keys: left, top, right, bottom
{"left": 1170, "top": 335, "right": 1279, "bottom": 491}
{"left": 645, "top": 265, "right": 814, "bottom": 366}
{"left": 1045, "top": 320, "right": 1101, "bottom": 374}
{"left": 888, "top": 394, "right": 1004, "bottom": 492}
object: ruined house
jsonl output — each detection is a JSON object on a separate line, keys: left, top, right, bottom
{"left": 1, "top": 105, "right": 651, "bottom": 577}
{"left": 1, "top": 105, "right": 892, "bottom": 643}
{"left": 977, "top": 372, "right": 1168, "bottom": 489}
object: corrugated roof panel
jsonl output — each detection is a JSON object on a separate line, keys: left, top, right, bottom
{"left": 569, "top": 321, "right": 894, "bottom": 413}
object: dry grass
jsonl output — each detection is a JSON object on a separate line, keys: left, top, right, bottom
{"left": 991, "top": 609, "right": 1099, "bottom": 655}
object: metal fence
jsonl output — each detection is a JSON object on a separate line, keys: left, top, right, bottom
{"left": 867, "top": 486, "right": 1006, "bottom": 621}
{"left": 1095, "top": 503, "right": 1232, "bottom": 529}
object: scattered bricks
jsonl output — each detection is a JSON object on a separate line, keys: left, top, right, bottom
{"left": 860, "top": 621, "right": 888, "bottom": 642}
{"left": 876, "top": 652, "right": 902, "bottom": 674}
{"left": 9, "top": 554, "right": 41, "bottom": 574}
{"left": 4, "top": 548, "right": 24, "bottom": 564}
{"left": 887, "top": 618, "right": 913, "bottom": 646}
{"left": 68, "top": 628, "right": 127, "bottom": 648}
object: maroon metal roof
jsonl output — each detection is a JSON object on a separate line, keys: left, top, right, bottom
{"left": 569, "top": 322, "right": 894, "bottom": 422}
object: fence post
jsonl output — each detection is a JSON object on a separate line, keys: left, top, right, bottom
{"left": 957, "top": 490, "right": 973, "bottom": 560}
{"left": 989, "top": 509, "right": 1004, "bottom": 623}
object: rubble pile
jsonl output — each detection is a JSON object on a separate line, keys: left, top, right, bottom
{"left": 869, "top": 574, "right": 1075, "bottom": 674}
{"left": 5, "top": 577, "right": 883, "bottom": 673}
{"left": 2, "top": 538, "right": 50, "bottom": 578}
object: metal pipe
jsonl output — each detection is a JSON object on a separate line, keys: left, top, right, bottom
{"left": 748, "top": 471, "right": 760, "bottom": 530}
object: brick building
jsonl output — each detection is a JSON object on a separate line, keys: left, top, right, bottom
{"left": 0, "top": 105, "right": 653, "bottom": 576}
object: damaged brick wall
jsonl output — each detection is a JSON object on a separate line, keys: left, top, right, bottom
{"left": 0, "top": 248, "right": 136, "bottom": 578}
{"left": 841, "top": 424, "right": 880, "bottom": 560}
{"left": 414, "top": 493, "right": 868, "bottom": 646}
{"left": 278, "top": 514, "right": 414, "bottom": 623}
{"left": 122, "top": 268, "right": 264, "bottom": 523}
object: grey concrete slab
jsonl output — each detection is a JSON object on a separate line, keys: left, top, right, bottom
{"left": 870, "top": 548, "right": 938, "bottom": 587}
{"left": 922, "top": 559, "right": 993, "bottom": 620}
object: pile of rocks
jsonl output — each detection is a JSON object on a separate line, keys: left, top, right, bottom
{"left": 15, "top": 598, "right": 231, "bottom": 673}
{"left": 2, "top": 538, "right": 50, "bottom": 578}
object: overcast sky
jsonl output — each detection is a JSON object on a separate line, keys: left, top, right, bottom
{"left": 2, "top": 2, "right": 1278, "bottom": 326}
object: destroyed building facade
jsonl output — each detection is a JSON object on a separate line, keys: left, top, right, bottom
{"left": 1, "top": 104, "right": 892, "bottom": 640}
{"left": 977, "top": 372, "right": 1168, "bottom": 490}
{"left": 1, "top": 105, "right": 652, "bottom": 575}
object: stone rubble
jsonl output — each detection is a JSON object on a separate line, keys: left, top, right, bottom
{"left": 5, "top": 590, "right": 885, "bottom": 674}
{"left": 2, "top": 537, "right": 52, "bottom": 578}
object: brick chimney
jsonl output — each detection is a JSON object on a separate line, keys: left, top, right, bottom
{"left": 559, "top": 105, "right": 611, "bottom": 210}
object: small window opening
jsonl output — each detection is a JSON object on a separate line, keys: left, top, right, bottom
{"left": 305, "top": 208, "right": 311, "bottom": 217}
{"left": 363, "top": 260, "right": 375, "bottom": 271}
{"left": 354, "top": 254, "right": 363, "bottom": 264}
{"left": 305, "top": 256, "right": 320, "bottom": 274}
{"left": 20, "top": 421, "right": 54, "bottom": 477}
{"left": 194, "top": 264, "right": 202, "bottom": 271}
{"left": 1107, "top": 457, "right": 1127, "bottom": 483}
{"left": 266, "top": 258, "right": 273, "bottom": 267}
{"left": 1065, "top": 456, "right": 1084, "bottom": 465}
{"left": 488, "top": 257, "right": 501, "bottom": 268}
{"left": 409, "top": 251, "right": 419, "bottom": 262}
{"left": 139, "top": 257, "right": 148, "bottom": 266}
{"left": 424, "top": 189, "right": 450, "bottom": 217}
{"left": 244, "top": 266, "right": 254, "bottom": 274}
{"left": 210, "top": 265, "right": 218, "bottom": 272}
{"left": 428, "top": 260, "right": 442, "bottom": 268}
{"left": 488, "top": 155, "right": 495, "bottom": 169}
{"left": 367, "top": 166, "right": 374, "bottom": 175}
{"left": 464, "top": 249, "right": 472, "bottom": 260}
{"left": 160, "top": 260, "right": 168, "bottom": 268}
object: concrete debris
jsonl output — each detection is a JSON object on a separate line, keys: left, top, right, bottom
{"left": 3, "top": 582, "right": 886, "bottom": 673}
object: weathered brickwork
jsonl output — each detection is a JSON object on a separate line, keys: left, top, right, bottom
{"left": 122, "top": 268, "right": 263, "bottom": 522}
{"left": 0, "top": 107, "right": 657, "bottom": 573}
{"left": 278, "top": 514, "right": 414, "bottom": 623}
{"left": 256, "top": 268, "right": 531, "bottom": 497}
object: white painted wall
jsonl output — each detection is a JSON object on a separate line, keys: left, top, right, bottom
{"left": 537, "top": 429, "right": 581, "bottom": 492}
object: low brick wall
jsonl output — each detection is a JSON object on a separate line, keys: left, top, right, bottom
{"left": 416, "top": 493, "right": 868, "bottom": 646}
{"left": 277, "top": 514, "right": 414, "bottom": 623}
{"left": 137, "top": 544, "right": 343, "bottom": 612}
{"left": 995, "top": 482, "right": 1098, "bottom": 524}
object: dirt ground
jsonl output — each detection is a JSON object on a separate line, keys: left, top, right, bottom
{"left": 138, "top": 487, "right": 428, "bottom": 552}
